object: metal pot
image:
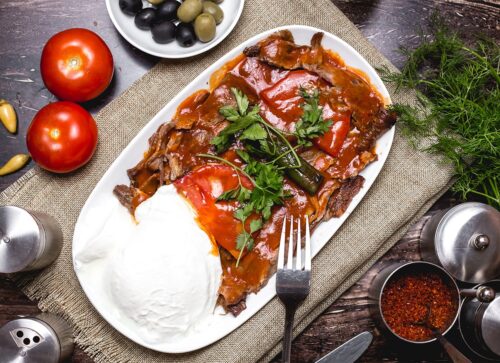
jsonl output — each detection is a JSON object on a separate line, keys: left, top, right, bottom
{"left": 459, "top": 280, "right": 500, "bottom": 361}
{"left": 420, "top": 202, "right": 500, "bottom": 284}
{"left": 369, "top": 261, "right": 494, "bottom": 345}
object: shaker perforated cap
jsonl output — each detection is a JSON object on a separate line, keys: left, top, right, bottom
{"left": 0, "top": 318, "right": 60, "bottom": 363}
{"left": 435, "top": 203, "right": 500, "bottom": 283}
{"left": 0, "top": 206, "right": 41, "bottom": 273}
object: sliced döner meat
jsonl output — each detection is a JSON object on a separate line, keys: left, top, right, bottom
{"left": 351, "top": 107, "right": 397, "bottom": 151}
{"left": 114, "top": 31, "right": 396, "bottom": 315}
{"left": 325, "top": 175, "right": 365, "bottom": 219}
{"left": 229, "top": 57, "right": 290, "bottom": 95}
{"left": 244, "top": 31, "right": 324, "bottom": 71}
{"left": 113, "top": 184, "right": 149, "bottom": 215}
{"left": 244, "top": 30, "right": 393, "bottom": 142}
{"left": 113, "top": 185, "right": 134, "bottom": 213}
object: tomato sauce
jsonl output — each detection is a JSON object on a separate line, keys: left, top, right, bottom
{"left": 218, "top": 180, "right": 314, "bottom": 305}
{"left": 121, "top": 33, "right": 392, "bottom": 311}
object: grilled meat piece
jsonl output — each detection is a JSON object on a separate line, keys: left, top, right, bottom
{"left": 244, "top": 30, "right": 323, "bottom": 70}
{"left": 113, "top": 185, "right": 149, "bottom": 214}
{"left": 326, "top": 175, "right": 365, "bottom": 219}
{"left": 113, "top": 185, "right": 134, "bottom": 213}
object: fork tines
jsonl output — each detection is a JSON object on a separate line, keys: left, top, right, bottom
{"left": 276, "top": 215, "right": 312, "bottom": 362}
{"left": 277, "top": 215, "right": 311, "bottom": 271}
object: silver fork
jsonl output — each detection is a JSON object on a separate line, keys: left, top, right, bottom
{"left": 276, "top": 215, "right": 311, "bottom": 363}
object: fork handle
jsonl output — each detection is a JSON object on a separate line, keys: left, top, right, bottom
{"left": 282, "top": 305, "right": 297, "bottom": 363}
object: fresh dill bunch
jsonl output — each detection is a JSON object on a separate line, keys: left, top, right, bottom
{"left": 381, "top": 16, "right": 500, "bottom": 208}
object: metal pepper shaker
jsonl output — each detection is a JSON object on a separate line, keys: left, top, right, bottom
{"left": 0, "top": 206, "right": 63, "bottom": 273}
{"left": 0, "top": 313, "right": 74, "bottom": 362}
{"left": 460, "top": 280, "right": 500, "bottom": 361}
{"left": 420, "top": 202, "right": 500, "bottom": 283}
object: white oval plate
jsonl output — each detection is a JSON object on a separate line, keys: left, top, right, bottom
{"left": 105, "top": 0, "right": 245, "bottom": 58}
{"left": 73, "top": 25, "right": 394, "bottom": 353}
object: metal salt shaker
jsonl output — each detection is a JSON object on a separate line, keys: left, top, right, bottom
{"left": 460, "top": 280, "right": 500, "bottom": 361}
{"left": 0, "top": 313, "right": 74, "bottom": 362}
{"left": 420, "top": 202, "right": 500, "bottom": 283}
{"left": 0, "top": 206, "right": 63, "bottom": 273}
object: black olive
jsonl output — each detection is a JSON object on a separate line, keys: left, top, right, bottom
{"left": 119, "top": 0, "right": 143, "bottom": 15}
{"left": 134, "top": 8, "right": 157, "bottom": 30}
{"left": 155, "top": 0, "right": 181, "bottom": 22}
{"left": 176, "top": 23, "right": 196, "bottom": 47}
{"left": 151, "top": 20, "right": 176, "bottom": 44}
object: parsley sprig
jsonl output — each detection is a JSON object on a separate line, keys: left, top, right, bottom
{"left": 199, "top": 87, "right": 328, "bottom": 266}
{"left": 198, "top": 152, "right": 287, "bottom": 266}
{"left": 211, "top": 88, "right": 301, "bottom": 166}
{"left": 294, "top": 88, "right": 332, "bottom": 147}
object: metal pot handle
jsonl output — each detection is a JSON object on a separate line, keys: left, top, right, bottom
{"left": 460, "top": 286, "right": 495, "bottom": 303}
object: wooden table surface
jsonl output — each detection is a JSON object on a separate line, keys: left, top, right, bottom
{"left": 1, "top": 0, "right": 499, "bottom": 362}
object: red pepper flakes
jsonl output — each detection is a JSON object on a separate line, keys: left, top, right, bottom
{"left": 381, "top": 271, "right": 458, "bottom": 341}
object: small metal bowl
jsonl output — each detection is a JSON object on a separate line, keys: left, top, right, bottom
{"left": 368, "top": 261, "right": 461, "bottom": 344}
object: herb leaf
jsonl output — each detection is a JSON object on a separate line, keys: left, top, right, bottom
{"left": 236, "top": 149, "right": 251, "bottom": 163}
{"left": 232, "top": 87, "right": 249, "bottom": 115}
{"left": 217, "top": 185, "right": 252, "bottom": 203}
{"left": 249, "top": 218, "right": 263, "bottom": 233}
{"left": 211, "top": 134, "right": 231, "bottom": 153}
{"left": 241, "top": 123, "right": 267, "bottom": 140}
{"left": 217, "top": 187, "right": 239, "bottom": 201}
{"left": 211, "top": 91, "right": 264, "bottom": 153}
{"left": 236, "top": 232, "right": 252, "bottom": 251}
{"left": 219, "top": 106, "right": 240, "bottom": 121}
{"left": 294, "top": 88, "right": 332, "bottom": 147}
{"left": 381, "top": 16, "right": 500, "bottom": 208}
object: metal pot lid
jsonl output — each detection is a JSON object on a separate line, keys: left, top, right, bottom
{"left": 0, "top": 318, "right": 60, "bottom": 363}
{"left": 0, "top": 206, "right": 40, "bottom": 273}
{"left": 482, "top": 295, "right": 500, "bottom": 356}
{"left": 435, "top": 202, "right": 500, "bottom": 283}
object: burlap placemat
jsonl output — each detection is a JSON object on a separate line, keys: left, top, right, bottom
{"left": 1, "top": 0, "right": 454, "bottom": 362}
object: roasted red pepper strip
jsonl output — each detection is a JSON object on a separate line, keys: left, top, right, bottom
{"left": 314, "top": 113, "right": 351, "bottom": 157}
{"left": 260, "top": 70, "right": 320, "bottom": 123}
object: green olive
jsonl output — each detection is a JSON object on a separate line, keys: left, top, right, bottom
{"left": 177, "top": 0, "right": 202, "bottom": 23}
{"left": 202, "top": 1, "right": 223, "bottom": 24}
{"left": 194, "top": 13, "right": 216, "bottom": 43}
{"left": 147, "top": 0, "right": 165, "bottom": 5}
{"left": 209, "top": 0, "right": 223, "bottom": 4}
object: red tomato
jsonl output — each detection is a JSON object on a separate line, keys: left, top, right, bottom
{"left": 26, "top": 102, "right": 98, "bottom": 173}
{"left": 174, "top": 164, "right": 254, "bottom": 258}
{"left": 314, "top": 113, "right": 351, "bottom": 157}
{"left": 40, "top": 28, "right": 114, "bottom": 102}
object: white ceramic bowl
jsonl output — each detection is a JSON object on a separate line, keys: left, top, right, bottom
{"left": 105, "top": 0, "right": 245, "bottom": 58}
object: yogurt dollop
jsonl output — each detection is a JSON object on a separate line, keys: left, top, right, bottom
{"left": 76, "top": 184, "right": 222, "bottom": 344}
